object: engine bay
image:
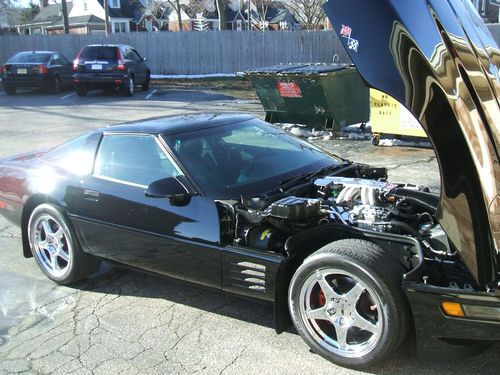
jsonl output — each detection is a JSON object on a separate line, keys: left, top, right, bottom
{"left": 216, "top": 168, "right": 476, "bottom": 288}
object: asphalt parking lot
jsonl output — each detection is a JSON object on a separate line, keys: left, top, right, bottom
{"left": 0, "top": 84, "right": 499, "bottom": 375}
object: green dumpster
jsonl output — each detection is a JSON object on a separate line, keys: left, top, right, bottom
{"left": 245, "top": 63, "right": 370, "bottom": 133}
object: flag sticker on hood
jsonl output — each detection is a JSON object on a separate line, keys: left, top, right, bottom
{"left": 340, "top": 24, "right": 359, "bottom": 52}
{"left": 340, "top": 25, "right": 352, "bottom": 38}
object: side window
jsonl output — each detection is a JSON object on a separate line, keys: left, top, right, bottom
{"left": 94, "top": 135, "right": 182, "bottom": 186}
{"left": 132, "top": 49, "right": 142, "bottom": 62}
{"left": 125, "top": 49, "right": 140, "bottom": 62}
{"left": 51, "top": 54, "right": 60, "bottom": 65}
{"left": 59, "top": 55, "right": 70, "bottom": 65}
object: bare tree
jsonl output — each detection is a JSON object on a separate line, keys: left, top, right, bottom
{"left": 215, "top": 0, "right": 226, "bottom": 30}
{"left": 254, "top": 0, "right": 272, "bottom": 21}
{"left": 165, "top": 0, "right": 185, "bottom": 31}
{"left": 61, "top": 0, "right": 69, "bottom": 33}
{"left": 0, "top": 0, "right": 21, "bottom": 28}
{"left": 284, "top": 0, "right": 326, "bottom": 29}
{"left": 20, "top": 1, "right": 40, "bottom": 24}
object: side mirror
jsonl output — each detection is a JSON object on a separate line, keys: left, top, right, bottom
{"left": 145, "top": 177, "right": 190, "bottom": 205}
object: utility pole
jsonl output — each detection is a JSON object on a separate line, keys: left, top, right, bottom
{"left": 104, "top": 0, "right": 110, "bottom": 36}
{"left": 61, "top": 0, "right": 70, "bottom": 33}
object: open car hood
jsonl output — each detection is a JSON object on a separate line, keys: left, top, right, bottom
{"left": 324, "top": 0, "right": 500, "bottom": 286}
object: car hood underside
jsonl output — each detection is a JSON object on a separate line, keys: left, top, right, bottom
{"left": 324, "top": 0, "right": 500, "bottom": 286}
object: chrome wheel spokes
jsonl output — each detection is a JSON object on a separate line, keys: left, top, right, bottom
{"left": 299, "top": 268, "right": 382, "bottom": 358}
{"left": 31, "top": 214, "right": 71, "bottom": 278}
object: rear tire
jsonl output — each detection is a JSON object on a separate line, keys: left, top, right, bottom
{"left": 4, "top": 85, "right": 15, "bottom": 95}
{"left": 28, "top": 204, "right": 100, "bottom": 284}
{"left": 123, "top": 76, "right": 135, "bottom": 97}
{"left": 76, "top": 85, "right": 87, "bottom": 97}
{"left": 50, "top": 76, "right": 61, "bottom": 94}
{"left": 288, "top": 239, "right": 410, "bottom": 368}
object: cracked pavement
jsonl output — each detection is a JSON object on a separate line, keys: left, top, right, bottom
{"left": 1, "top": 87, "right": 499, "bottom": 374}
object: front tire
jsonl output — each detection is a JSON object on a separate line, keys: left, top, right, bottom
{"left": 28, "top": 204, "right": 100, "bottom": 284}
{"left": 288, "top": 239, "right": 410, "bottom": 368}
{"left": 143, "top": 72, "right": 150, "bottom": 91}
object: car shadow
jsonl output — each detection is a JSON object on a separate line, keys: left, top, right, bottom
{"left": 3, "top": 87, "right": 73, "bottom": 96}
{"left": 0, "top": 86, "right": 241, "bottom": 105}
{"left": 72, "top": 263, "right": 500, "bottom": 374}
{"left": 154, "top": 89, "right": 238, "bottom": 102}
{"left": 77, "top": 262, "right": 276, "bottom": 329}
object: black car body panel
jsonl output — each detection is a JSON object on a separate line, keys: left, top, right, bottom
{"left": 1, "top": 51, "right": 73, "bottom": 92}
{"left": 324, "top": 0, "right": 500, "bottom": 357}
{"left": 406, "top": 283, "right": 500, "bottom": 358}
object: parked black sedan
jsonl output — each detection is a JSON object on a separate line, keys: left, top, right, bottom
{"left": 1, "top": 51, "right": 73, "bottom": 95}
{"left": 72, "top": 44, "right": 150, "bottom": 97}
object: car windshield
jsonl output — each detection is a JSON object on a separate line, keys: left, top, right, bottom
{"left": 162, "top": 118, "right": 342, "bottom": 199}
{"left": 9, "top": 52, "right": 51, "bottom": 64}
{"left": 80, "top": 47, "right": 117, "bottom": 61}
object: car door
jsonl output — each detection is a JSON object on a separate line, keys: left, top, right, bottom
{"left": 56, "top": 54, "right": 73, "bottom": 86}
{"left": 130, "top": 48, "right": 147, "bottom": 83}
{"left": 73, "top": 133, "right": 222, "bottom": 288}
{"left": 123, "top": 48, "right": 142, "bottom": 83}
{"left": 50, "top": 54, "right": 69, "bottom": 86}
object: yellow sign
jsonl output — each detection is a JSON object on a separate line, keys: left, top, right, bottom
{"left": 370, "top": 89, "right": 427, "bottom": 138}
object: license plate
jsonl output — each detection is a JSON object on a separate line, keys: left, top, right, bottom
{"left": 91, "top": 64, "right": 102, "bottom": 70}
{"left": 17, "top": 68, "right": 27, "bottom": 74}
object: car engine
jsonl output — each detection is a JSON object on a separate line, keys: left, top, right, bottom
{"left": 223, "top": 175, "right": 451, "bottom": 259}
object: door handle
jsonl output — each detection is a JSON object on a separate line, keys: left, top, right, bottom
{"left": 83, "top": 189, "right": 99, "bottom": 201}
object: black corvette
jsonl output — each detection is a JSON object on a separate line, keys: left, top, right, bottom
{"left": 1, "top": 0, "right": 500, "bottom": 369}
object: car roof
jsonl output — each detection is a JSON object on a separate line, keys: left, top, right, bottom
{"left": 100, "top": 113, "right": 256, "bottom": 135}
{"left": 84, "top": 44, "right": 131, "bottom": 49}
{"left": 16, "top": 51, "right": 57, "bottom": 55}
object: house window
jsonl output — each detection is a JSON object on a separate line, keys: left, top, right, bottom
{"left": 110, "top": 0, "right": 120, "bottom": 8}
{"left": 113, "top": 22, "right": 128, "bottom": 33}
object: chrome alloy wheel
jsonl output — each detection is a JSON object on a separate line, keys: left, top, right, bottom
{"left": 298, "top": 268, "right": 383, "bottom": 358}
{"left": 29, "top": 213, "right": 72, "bottom": 278}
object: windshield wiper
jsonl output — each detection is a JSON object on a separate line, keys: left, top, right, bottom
{"left": 278, "top": 162, "right": 351, "bottom": 191}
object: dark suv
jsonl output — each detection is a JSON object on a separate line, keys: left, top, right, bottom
{"left": 73, "top": 44, "right": 150, "bottom": 97}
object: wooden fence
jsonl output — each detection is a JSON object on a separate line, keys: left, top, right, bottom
{"left": 0, "top": 31, "right": 350, "bottom": 75}
{"left": 0, "top": 27, "right": 499, "bottom": 75}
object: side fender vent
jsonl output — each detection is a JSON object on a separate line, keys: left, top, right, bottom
{"left": 230, "top": 261, "right": 267, "bottom": 292}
